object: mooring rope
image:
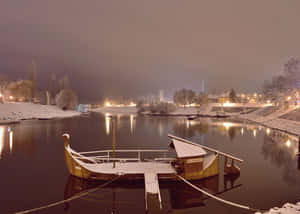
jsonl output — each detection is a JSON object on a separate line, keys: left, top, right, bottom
{"left": 177, "top": 175, "right": 263, "bottom": 212}
{"left": 14, "top": 176, "right": 121, "bottom": 214}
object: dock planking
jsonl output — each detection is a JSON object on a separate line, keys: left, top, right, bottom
{"left": 144, "top": 172, "right": 162, "bottom": 212}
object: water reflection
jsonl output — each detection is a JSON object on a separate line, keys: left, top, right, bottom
{"left": 9, "top": 130, "right": 13, "bottom": 153}
{"left": 105, "top": 113, "right": 111, "bottom": 135}
{"left": 262, "top": 132, "right": 300, "bottom": 186}
{"left": 173, "top": 119, "right": 242, "bottom": 140}
{"left": 63, "top": 173, "right": 241, "bottom": 213}
{"left": 240, "top": 128, "right": 244, "bottom": 136}
{"left": 0, "top": 126, "right": 4, "bottom": 159}
{"left": 0, "top": 120, "right": 65, "bottom": 161}
{"left": 130, "top": 114, "right": 135, "bottom": 134}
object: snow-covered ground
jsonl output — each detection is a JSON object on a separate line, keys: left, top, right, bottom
{"left": 0, "top": 103, "right": 80, "bottom": 121}
{"left": 255, "top": 202, "right": 300, "bottom": 214}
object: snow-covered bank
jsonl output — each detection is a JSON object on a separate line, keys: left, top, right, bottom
{"left": 92, "top": 106, "right": 138, "bottom": 114}
{"left": 255, "top": 202, "right": 300, "bottom": 214}
{"left": 237, "top": 106, "right": 300, "bottom": 136}
{"left": 0, "top": 103, "right": 80, "bottom": 121}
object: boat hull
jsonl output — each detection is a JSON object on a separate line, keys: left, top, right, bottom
{"left": 64, "top": 142, "right": 177, "bottom": 181}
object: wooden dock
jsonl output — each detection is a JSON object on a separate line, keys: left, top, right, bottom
{"left": 144, "top": 172, "right": 162, "bottom": 212}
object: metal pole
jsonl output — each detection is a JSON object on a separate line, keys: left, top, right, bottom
{"left": 111, "top": 116, "right": 116, "bottom": 168}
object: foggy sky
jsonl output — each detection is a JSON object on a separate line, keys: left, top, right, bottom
{"left": 1, "top": 0, "right": 300, "bottom": 101}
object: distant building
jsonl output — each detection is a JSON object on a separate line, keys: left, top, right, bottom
{"left": 217, "top": 91, "right": 230, "bottom": 103}
{"left": 159, "top": 90, "right": 164, "bottom": 102}
{"left": 207, "top": 94, "right": 218, "bottom": 103}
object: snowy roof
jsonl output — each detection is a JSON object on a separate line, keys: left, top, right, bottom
{"left": 170, "top": 139, "right": 207, "bottom": 158}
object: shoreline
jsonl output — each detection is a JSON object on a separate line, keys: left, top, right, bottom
{"left": 236, "top": 106, "right": 300, "bottom": 137}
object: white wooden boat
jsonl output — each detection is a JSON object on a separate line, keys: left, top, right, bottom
{"left": 63, "top": 133, "right": 242, "bottom": 181}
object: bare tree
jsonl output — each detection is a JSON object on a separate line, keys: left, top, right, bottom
{"left": 283, "top": 58, "right": 300, "bottom": 89}
{"left": 49, "top": 73, "right": 59, "bottom": 99}
{"left": 59, "top": 75, "right": 70, "bottom": 91}
{"left": 28, "top": 60, "right": 37, "bottom": 101}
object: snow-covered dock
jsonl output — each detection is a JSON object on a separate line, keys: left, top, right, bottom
{"left": 144, "top": 172, "right": 162, "bottom": 211}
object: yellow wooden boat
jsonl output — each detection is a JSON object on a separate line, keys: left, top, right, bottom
{"left": 62, "top": 133, "right": 242, "bottom": 181}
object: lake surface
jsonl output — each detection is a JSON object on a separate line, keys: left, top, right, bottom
{"left": 0, "top": 113, "right": 299, "bottom": 214}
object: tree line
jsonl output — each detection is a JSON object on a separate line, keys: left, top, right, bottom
{"left": 0, "top": 60, "right": 78, "bottom": 110}
{"left": 263, "top": 57, "right": 300, "bottom": 100}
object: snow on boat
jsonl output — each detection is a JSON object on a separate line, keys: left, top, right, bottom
{"left": 62, "top": 133, "right": 243, "bottom": 181}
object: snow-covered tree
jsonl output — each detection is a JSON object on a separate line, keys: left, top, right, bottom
{"left": 173, "top": 89, "right": 196, "bottom": 107}
{"left": 229, "top": 89, "right": 238, "bottom": 103}
{"left": 6, "top": 80, "right": 33, "bottom": 101}
{"left": 55, "top": 89, "right": 78, "bottom": 110}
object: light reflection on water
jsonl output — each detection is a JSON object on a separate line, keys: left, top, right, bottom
{"left": 9, "top": 131, "right": 13, "bottom": 153}
{"left": 0, "top": 126, "right": 4, "bottom": 159}
{"left": 105, "top": 113, "right": 111, "bottom": 135}
{"left": 0, "top": 127, "right": 14, "bottom": 158}
{"left": 130, "top": 114, "right": 135, "bottom": 134}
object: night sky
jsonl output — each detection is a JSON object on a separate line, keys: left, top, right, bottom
{"left": 1, "top": 0, "right": 300, "bottom": 101}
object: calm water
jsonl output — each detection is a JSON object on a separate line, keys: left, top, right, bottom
{"left": 0, "top": 113, "right": 299, "bottom": 214}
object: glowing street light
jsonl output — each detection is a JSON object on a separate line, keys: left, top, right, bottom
{"left": 286, "top": 96, "right": 292, "bottom": 101}
{"left": 9, "top": 96, "right": 13, "bottom": 100}
{"left": 129, "top": 102, "right": 136, "bottom": 107}
{"left": 223, "top": 122, "right": 233, "bottom": 130}
{"left": 223, "top": 101, "right": 235, "bottom": 107}
{"left": 105, "top": 101, "right": 112, "bottom": 107}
